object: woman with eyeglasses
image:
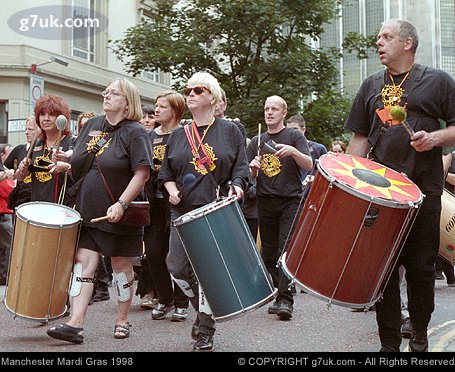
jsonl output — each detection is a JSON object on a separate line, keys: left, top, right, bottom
{"left": 158, "top": 72, "right": 249, "bottom": 351}
{"left": 47, "top": 77, "right": 152, "bottom": 344}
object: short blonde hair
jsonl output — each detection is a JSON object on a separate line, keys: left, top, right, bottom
{"left": 266, "top": 95, "right": 288, "bottom": 112}
{"left": 187, "top": 72, "right": 222, "bottom": 105}
{"left": 109, "top": 77, "right": 142, "bottom": 122}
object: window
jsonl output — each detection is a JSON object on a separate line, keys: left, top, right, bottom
{"left": 72, "top": 0, "right": 95, "bottom": 62}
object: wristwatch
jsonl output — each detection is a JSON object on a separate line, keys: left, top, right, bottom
{"left": 117, "top": 198, "right": 129, "bottom": 210}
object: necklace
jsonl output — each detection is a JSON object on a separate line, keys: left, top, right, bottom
{"left": 382, "top": 64, "right": 414, "bottom": 107}
{"left": 191, "top": 117, "right": 215, "bottom": 154}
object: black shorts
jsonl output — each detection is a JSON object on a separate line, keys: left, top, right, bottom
{"left": 78, "top": 226, "right": 143, "bottom": 257}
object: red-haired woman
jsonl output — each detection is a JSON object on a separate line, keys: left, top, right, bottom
{"left": 16, "top": 95, "right": 75, "bottom": 203}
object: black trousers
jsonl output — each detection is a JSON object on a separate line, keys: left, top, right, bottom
{"left": 144, "top": 198, "right": 188, "bottom": 308}
{"left": 257, "top": 196, "right": 302, "bottom": 305}
{"left": 376, "top": 195, "right": 440, "bottom": 348}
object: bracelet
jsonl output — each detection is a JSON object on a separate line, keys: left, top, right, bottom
{"left": 117, "top": 199, "right": 129, "bottom": 210}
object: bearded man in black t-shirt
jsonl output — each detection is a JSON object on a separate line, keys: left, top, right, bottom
{"left": 345, "top": 20, "right": 455, "bottom": 352}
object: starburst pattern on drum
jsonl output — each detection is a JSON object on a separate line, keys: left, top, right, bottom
{"left": 321, "top": 155, "right": 421, "bottom": 202}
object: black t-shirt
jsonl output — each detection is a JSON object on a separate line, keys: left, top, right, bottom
{"left": 344, "top": 65, "right": 455, "bottom": 196}
{"left": 71, "top": 115, "right": 152, "bottom": 235}
{"left": 147, "top": 128, "right": 174, "bottom": 199}
{"left": 246, "top": 127, "right": 310, "bottom": 198}
{"left": 4, "top": 144, "right": 32, "bottom": 208}
{"left": 4, "top": 144, "right": 27, "bottom": 169}
{"left": 30, "top": 135, "right": 77, "bottom": 203}
{"left": 158, "top": 117, "right": 249, "bottom": 212}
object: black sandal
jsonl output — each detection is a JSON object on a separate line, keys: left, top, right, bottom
{"left": 114, "top": 322, "right": 131, "bottom": 339}
{"left": 47, "top": 324, "right": 84, "bottom": 344}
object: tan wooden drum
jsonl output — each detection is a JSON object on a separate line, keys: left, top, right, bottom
{"left": 440, "top": 189, "right": 455, "bottom": 264}
{"left": 4, "top": 202, "right": 81, "bottom": 321}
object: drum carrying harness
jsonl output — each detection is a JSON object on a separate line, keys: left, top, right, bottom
{"left": 367, "top": 63, "right": 427, "bottom": 160}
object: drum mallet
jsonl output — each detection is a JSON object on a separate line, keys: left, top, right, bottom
{"left": 390, "top": 105, "right": 414, "bottom": 137}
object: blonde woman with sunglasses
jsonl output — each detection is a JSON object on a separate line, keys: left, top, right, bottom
{"left": 158, "top": 72, "right": 249, "bottom": 351}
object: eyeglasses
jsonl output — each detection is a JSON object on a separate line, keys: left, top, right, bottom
{"left": 183, "top": 86, "right": 211, "bottom": 96}
{"left": 102, "top": 90, "right": 126, "bottom": 98}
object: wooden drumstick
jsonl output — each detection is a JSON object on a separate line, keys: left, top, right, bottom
{"left": 257, "top": 122, "right": 262, "bottom": 157}
{"left": 91, "top": 215, "right": 110, "bottom": 223}
{"left": 26, "top": 137, "right": 38, "bottom": 159}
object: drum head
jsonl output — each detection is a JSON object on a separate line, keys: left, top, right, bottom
{"left": 318, "top": 153, "right": 422, "bottom": 205}
{"left": 16, "top": 202, "right": 81, "bottom": 227}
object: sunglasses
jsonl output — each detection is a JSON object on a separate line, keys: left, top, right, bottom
{"left": 183, "top": 86, "right": 211, "bottom": 96}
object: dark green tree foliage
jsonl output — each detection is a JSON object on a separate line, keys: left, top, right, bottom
{"left": 111, "top": 0, "right": 349, "bottom": 141}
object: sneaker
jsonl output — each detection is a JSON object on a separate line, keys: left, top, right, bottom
{"left": 193, "top": 333, "right": 214, "bottom": 352}
{"left": 140, "top": 294, "right": 158, "bottom": 310}
{"left": 401, "top": 317, "right": 413, "bottom": 339}
{"left": 93, "top": 289, "right": 110, "bottom": 303}
{"left": 435, "top": 271, "right": 445, "bottom": 280}
{"left": 409, "top": 331, "right": 428, "bottom": 352}
{"left": 268, "top": 301, "right": 278, "bottom": 314}
{"left": 171, "top": 307, "right": 188, "bottom": 322}
{"left": 151, "top": 303, "right": 174, "bottom": 320}
{"left": 276, "top": 302, "right": 293, "bottom": 320}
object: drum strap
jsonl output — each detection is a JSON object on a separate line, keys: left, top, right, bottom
{"left": 76, "top": 277, "right": 96, "bottom": 283}
{"left": 368, "top": 63, "right": 427, "bottom": 160}
{"left": 184, "top": 124, "right": 221, "bottom": 200}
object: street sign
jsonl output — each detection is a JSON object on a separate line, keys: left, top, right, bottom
{"left": 29, "top": 73, "right": 44, "bottom": 115}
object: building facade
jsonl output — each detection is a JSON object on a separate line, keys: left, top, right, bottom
{"left": 0, "top": 0, "right": 170, "bottom": 145}
{"left": 321, "top": 0, "right": 455, "bottom": 96}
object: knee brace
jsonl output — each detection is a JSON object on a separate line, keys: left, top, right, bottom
{"left": 69, "top": 263, "right": 96, "bottom": 297}
{"left": 171, "top": 274, "right": 195, "bottom": 298}
{"left": 198, "top": 285, "right": 213, "bottom": 316}
{"left": 113, "top": 271, "right": 134, "bottom": 302}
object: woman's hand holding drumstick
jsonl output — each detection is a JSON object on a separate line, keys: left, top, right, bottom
{"left": 91, "top": 202, "right": 124, "bottom": 223}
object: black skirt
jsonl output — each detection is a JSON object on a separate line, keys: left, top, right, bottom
{"left": 78, "top": 226, "right": 143, "bottom": 257}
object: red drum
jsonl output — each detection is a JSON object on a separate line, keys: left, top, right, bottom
{"left": 280, "top": 153, "right": 423, "bottom": 308}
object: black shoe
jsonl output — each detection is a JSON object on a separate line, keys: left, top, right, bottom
{"left": 193, "top": 333, "right": 214, "bottom": 352}
{"left": 276, "top": 302, "right": 293, "bottom": 320}
{"left": 401, "top": 317, "right": 413, "bottom": 339}
{"left": 93, "top": 290, "right": 110, "bottom": 302}
{"left": 380, "top": 345, "right": 400, "bottom": 352}
{"left": 409, "top": 331, "right": 428, "bottom": 352}
{"left": 47, "top": 324, "right": 84, "bottom": 344}
{"left": 268, "top": 301, "right": 278, "bottom": 314}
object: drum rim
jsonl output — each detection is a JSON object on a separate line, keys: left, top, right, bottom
{"left": 3, "top": 300, "right": 69, "bottom": 322}
{"left": 279, "top": 253, "right": 379, "bottom": 309}
{"left": 15, "top": 201, "right": 81, "bottom": 228}
{"left": 214, "top": 289, "right": 278, "bottom": 322}
{"left": 316, "top": 154, "right": 424, "bottom": 209}
{"left": 172, "top": 196, "right": 238, "bottom": 226}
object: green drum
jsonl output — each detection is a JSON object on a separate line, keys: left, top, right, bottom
{"left": 173, "top": 196, "right": 276, "bottom": 321}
